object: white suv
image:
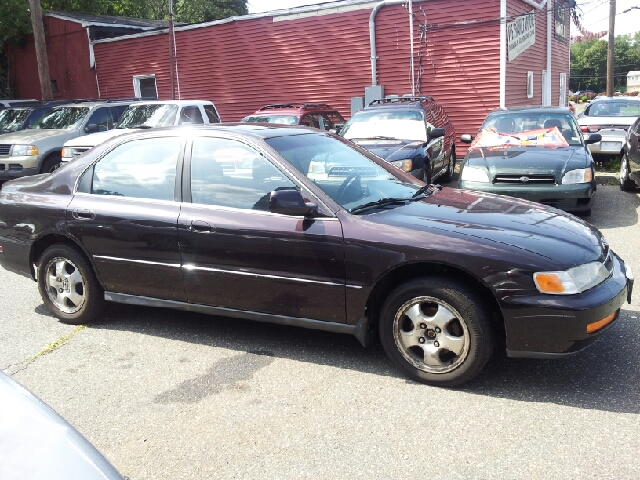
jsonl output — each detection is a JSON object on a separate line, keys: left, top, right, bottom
{"left": 62, "top": 100, "right": 221, "bottom": 163}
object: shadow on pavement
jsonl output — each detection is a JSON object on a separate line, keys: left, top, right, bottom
{"left": 79, "top": 302, "right": 639, "bottom": 415}
{"left": 590, "top": 186, "right": 640, "bottom": 229}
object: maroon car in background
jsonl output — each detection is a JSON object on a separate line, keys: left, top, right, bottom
{"left": 241, "top": 103, "right": 346, "bottom": 131}
{"left": 0, "top": 124, "right": 632, "bottom": 387}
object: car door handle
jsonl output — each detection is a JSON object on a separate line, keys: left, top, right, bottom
{"left": 72, "top": 208, "right": 95, "bottom": 220}
{"left": 189, "top": 220, "right": 213, "bottom": 233}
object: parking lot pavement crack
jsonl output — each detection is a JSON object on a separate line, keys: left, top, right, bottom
{"left": 2, "top": 325, "right": 86, "bottom": 376}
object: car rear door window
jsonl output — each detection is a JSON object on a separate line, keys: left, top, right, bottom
{"left": 179, "top": 106, "right": 204, "bottom": 125}
{"left": 203, "top": 105, "right": 220, "bottom": 123}
{"left": 189, "top": 137, "right": 296, "bottom": 211}
{"left": 83, "top": 137, "right": 181, "bottom": 201}
{"left": 299, "top": 115, "right": 319, "bottom": 128}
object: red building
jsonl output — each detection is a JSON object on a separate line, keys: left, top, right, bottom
{"left": 10, "top": 1, "right": 572, "bottom": 150}
{"left": 7, "top": 12, "right": 168, "bottom": 100}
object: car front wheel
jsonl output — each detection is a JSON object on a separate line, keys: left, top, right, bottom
{"left": 620, "top": 154, "right": 636, "bottom": 191}
{"left": 379, "top": 277, "right": 494, "bottom": 387}
{"left": 37, "top": 244, "right": 105, "bottom": 325}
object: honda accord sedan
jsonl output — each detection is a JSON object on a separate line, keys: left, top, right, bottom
{"left": 459, "top": 107, "right": 601, "bottom": 215}
{"left": 0, "top": 124, "right": 632, "bottom": 387}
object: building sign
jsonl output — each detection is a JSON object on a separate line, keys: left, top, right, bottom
{"left": 554, "top": 0, "right": 569, "bottom": 43}
{"left": 507, "top": 11, "right": 536, "bottom": 62}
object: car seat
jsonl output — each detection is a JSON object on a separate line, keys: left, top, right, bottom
{"left": 495, "top": 117, "right": 515, "bottom": 134}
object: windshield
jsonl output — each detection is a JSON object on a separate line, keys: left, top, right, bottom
{"left": 584, "top": 100, "right": 640, "bottom": 117}
{"left": 30, "top": 107, "right": 89, "bottom": 130}
{"left": 341, "top": 110, "right": 427, "bottom": 141}
{"left": 480, "top": 112, "right": 582, "bottom": 146}
{"left": 0, "top": 108, "right": 32, "bottom": 132}
{"left": 115, "top": 104, "right": 178, "bottom": 128}
{"left": 265, "top": 133, "right": 421, "bottom": 212}
{"left": 242, "top": 115, "right": 299, "bottom": 125}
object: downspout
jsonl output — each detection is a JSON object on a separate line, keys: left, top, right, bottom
{"left": 500, "top": 0, "right": 506, "bottom": 108}
{"left": 370, "top": 0, "right": 407, "bottom": 86}
{"left": 546, "top": 0, "right": 552, "bottom": 105}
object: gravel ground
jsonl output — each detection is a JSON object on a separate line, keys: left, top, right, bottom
{"left": 1, "top": 185, "right": 638, "bottom": 479}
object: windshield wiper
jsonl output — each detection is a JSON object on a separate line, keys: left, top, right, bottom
{"left": 350, "top": 136, "right": 398, "bottom": 141}
{"left": 349, "top": 197, "right": 411, "bottom": 214}
{"left": 132, "top": 125, "right": 153, "bottom": 129}
{"left": 412, "top": 183, "right": 442, "bottom": 198}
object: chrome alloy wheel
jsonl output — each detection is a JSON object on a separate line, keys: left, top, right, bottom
{"left": 393, "top": 296, "right": 470, "bottom": 374}
{"left": 620, "top": 158, "right": 628, "bottom": 185}
{"left": 44, "top": 257, "right": 86, "bottom": 314}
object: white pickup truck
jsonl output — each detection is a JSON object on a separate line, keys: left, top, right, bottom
{"left": 61, "top": 100, "right": 221, "bottom": 163}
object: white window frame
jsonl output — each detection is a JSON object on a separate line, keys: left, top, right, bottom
{"left": 132, "top": 75, "right": 158, "bottom": 99}
{"left": 559, "top": 73, "right": 567, "bottom": 107}
{"left": 527, "top": 71, "right": 534, "bottom": 99}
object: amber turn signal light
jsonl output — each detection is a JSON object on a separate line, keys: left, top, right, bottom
{"left": 586, "top": 311, "right": 618, "bottom": 334}
{"left": 533, "top": 273, "right": 566, "bottom": 293}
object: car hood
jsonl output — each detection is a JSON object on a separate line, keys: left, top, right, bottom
{"left": 360, "top": 187, "right": 605, "bottom": 268}
{"left": 578, "top": 115, "right": 637, "bottom": 127}
{"left": 64, "top": 128, "right": 134, "bottom": 148}
{"left": 350, "top": 139, "right": 423, "bottom": 161}
{"left": 464, "top": 145, "right": 589, "bottom": 177}
{"left": 0, "top": 129, "right": 71, "bottom": 144}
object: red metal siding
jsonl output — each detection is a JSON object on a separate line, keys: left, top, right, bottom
{"left": 94, "top": 1, "right": 501, "bottom": 152}
{"left": 505, "top": 0, "right": 548, "bottom": 107}
{"left": 551, "top": 0, "right": 570, "bottom": 106}
{"left": 8, "top": 17, "right": 97, "bottom": 100}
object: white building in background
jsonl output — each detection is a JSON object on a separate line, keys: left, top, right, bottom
{"left": 627, "top": 71, "right": 640, "bottom": 92}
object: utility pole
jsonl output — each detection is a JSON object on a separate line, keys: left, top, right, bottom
{"left": 28, "top": 0, "right": 53, "bottom": 100}
{"left": 168, "top": 0, "right": 175, "bottom": 100}
{"left": 606, "top": 0, "right": 615, "bottom": 96}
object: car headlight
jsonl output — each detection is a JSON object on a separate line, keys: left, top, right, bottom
{"left": 12, "top": 145, "right": 38, "bottom": 156}
{"left": 562, "top": 168, "right": 593, "bottom": 184}
{"left": 460, "top": 166, "right": 490, "bottom": 182}
{"left": 390, "top": 160, "right": 413, "bottom": 172}
{"left": 533, "top": 261, "right": 610, "bottom": 295}
{"left": 61, "top": 148, "right": 72, "bottom": 159}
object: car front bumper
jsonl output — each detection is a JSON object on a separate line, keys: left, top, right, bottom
{"left": 502, "top": 252, "right": 631, "bottom": 358}
{"left": 0, "top": 154, "right": 42, "bottom": 179}
{"left": 457, "top": 180, "right": 595, "bottom": 212}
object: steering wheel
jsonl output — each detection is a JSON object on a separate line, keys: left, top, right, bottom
{"left": 337, "top": 174, "right": 362, "bottom": 203}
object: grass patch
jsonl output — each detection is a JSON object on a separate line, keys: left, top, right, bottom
{"left": 28, "top": 325, "right": 86, "bottom": 362}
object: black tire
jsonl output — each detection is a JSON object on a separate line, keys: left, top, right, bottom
{"left": 379, "top": 277, "right": 494, "bottom": 387}
{"left": 619, "top": 155, "right": 635, "bottom": 192}
{"left": 40, "top": 153, "right": 62, "bottom": 174}
{"left": 440, "top": 149, "right": 456, "bottom": 183}
{"left": 421, "top": 162, "right": 432, "bottom": 184}
{"left": 37, "top": 244, "right": 104, "bottom": 325}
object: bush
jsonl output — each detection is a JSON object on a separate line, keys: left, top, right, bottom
{"left": 580, "top": 95, "right": 588, "bottom": 102}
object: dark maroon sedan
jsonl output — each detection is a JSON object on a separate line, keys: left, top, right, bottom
{"left": 0, "top": 124, "right": 632, "bottom": 386}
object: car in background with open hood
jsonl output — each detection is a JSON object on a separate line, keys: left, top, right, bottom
{"left": 458, "top": 106, "right": 601, "bottom": 216}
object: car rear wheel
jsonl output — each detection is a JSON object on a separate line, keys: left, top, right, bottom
{"left": 37, "top": 245, "right": 104, "bottom": 325}
{"left": 379, "top": 277, "right": 494, "bottom": 387}
{"left": 620, "top": 155, "right": 636, "bottom": 191}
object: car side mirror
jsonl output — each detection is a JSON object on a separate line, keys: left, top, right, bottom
{"left": 460, "top": 134, "right": 474, "bottom": 144}
{"left": 585, "top": 133, "right": 602, "bottom": 145}
{"left": 269, "top": 189, "right": 318, "bottom": 217}
{"left": 429, "top": 128, "right": 445, "bottom": 139}
{"left": 84, "top": 123, "right": 98, "bottom": 134}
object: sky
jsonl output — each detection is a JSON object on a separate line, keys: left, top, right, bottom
{"left": 248, "top": 0, "right": 640, "bottom": 36}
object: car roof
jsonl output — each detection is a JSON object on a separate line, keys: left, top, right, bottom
{"left": 51, "top": 100, "right": 135, "bottom": 109}
{"left": 130, "top": 100, "right": 214, "bottom": 107}
{"left": 102, "top": 123, "right": 322, "bottom": 141}
{"left": 247, "top": 103, "right": 338, "bottom": 116}
{"left": 360, "top": 96, "right": 436, "bottom": 111}
{"left": 489, "top": 106, "right": 573, "bottom": 114}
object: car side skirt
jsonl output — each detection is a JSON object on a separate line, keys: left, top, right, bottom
{"left": 104, "top": 292, "right": 371, "bottom": 347}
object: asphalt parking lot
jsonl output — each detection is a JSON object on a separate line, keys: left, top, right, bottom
{"left": 2, "top": 184, "right": 639, "bottom": 479}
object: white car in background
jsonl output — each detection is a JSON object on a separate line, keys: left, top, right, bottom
{"left": 61, "top": 100, "right": 221, "bottom": 163}
{"left": 577, "top": 97, "right": 640, "bottom": 159}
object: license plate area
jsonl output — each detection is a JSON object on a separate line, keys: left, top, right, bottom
{"left": 600, "top": 141, "right": 622, "bottom": 151}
